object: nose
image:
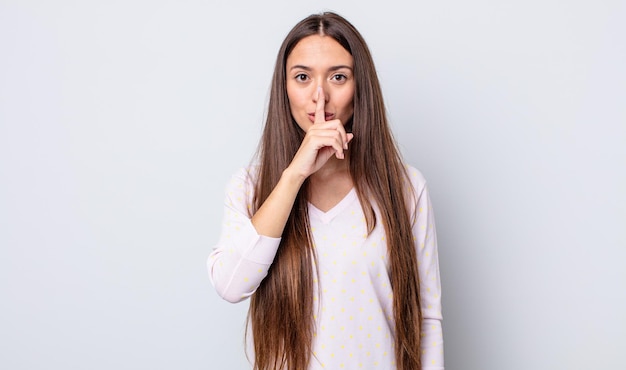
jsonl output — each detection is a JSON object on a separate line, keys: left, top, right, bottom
{"left": 312, "top": 84, "right": 330, "bottom": 104}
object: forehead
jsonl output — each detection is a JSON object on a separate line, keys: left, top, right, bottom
{"left": 286, "top": 35, "right": 353, "bottom": 68}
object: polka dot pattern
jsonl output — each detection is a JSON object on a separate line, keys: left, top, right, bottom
{"left": 208, "top": 165, "right": 444, "bottom": 369}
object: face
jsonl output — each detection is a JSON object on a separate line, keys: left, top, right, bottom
{"left": 285, "top": 34, "right": 355, "bottom": 132}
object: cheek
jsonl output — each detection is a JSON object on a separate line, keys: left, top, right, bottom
{"left": 286, "top": 86, "right": 305, "bottom": 111}
{"left": 341, "top": 84, "right": 355, "bottom": 108}
{"left": 341, "top": 91, "right": 355, "bottom": 113}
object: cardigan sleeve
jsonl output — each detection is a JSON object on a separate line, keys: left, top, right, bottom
{"left": 407, "top": 166, "right": 445, "bottom": 369}
{"left": 207, "top": 168, "right": 281, "bottom": 303}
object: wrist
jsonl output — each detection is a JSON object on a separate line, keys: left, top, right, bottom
{"left": 281, "top": 166, "right": 307, "bottom": 187}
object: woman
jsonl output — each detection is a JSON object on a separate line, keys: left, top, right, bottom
{"left": 208, "top": 12, "right": 443, "bottom": 370}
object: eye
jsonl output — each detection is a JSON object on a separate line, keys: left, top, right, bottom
{"left": 331, "top": 74, "right": 348, "bottom": 83}
{"left": 295, "top": 73, "right": 309, "bottom": 82}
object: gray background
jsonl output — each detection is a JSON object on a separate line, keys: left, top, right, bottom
{"left": 1, "top": 0, "right": 624, "bottom": 369}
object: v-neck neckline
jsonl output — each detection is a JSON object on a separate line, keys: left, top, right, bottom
{"left": 308, "top": 188, "right": 357, "bottom": 224}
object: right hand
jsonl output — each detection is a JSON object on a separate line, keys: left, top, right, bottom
{"left": 287, "top": 87, "right": 354, "bottom": 179}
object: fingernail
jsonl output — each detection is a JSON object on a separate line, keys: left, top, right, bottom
{"left": 344, "top": 142, "right": 348, "bottom": 150}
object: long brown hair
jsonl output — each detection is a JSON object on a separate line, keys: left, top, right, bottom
{"left": 248, "top": 12, "right": 422, "bottom": 369}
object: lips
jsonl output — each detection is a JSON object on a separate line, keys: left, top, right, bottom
{"left": 308, "top": 112, "right": 335, "bottom": 122}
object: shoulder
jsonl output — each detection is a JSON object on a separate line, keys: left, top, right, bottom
{"left": 404, "top": 164, "right": 428, "bottom": 196}
{"left": 222, "top": 165, "right": 259, "bottom": 210}
{"left": 222, "top": 165, "right": 259, "bottom": 214}
{"left": 226, "top": 164, "right": 259, "bottom": 190}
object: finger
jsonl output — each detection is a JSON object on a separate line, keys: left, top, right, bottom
{"left": 332, "top": 120, "right": 348, "bottom": 150}
{"left": 345, "top": 133, "right": 353, "bottom": 149}
{"left": 307, "top": 128, "right": 346, "bottom": 147}
{"left": 311, "top": 119, "right": 348, "bottom": 147}
{"left": 307, "top": 134, "right": 346, "bottom": 159}
{"left": 314, "top": 86, "right": 326, "bottom": 124}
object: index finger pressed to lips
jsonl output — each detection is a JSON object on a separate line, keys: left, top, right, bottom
{"left": 314, "top": 86, "right": 326, "bottom": 124}
{"left": 312, "top": 86, "right": 348, "bottom": 147}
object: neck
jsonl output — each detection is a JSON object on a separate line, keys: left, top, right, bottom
{"left": 307, "top": 155, "right": 353, "bottom": 211}
{"left": 310, "top": 155, "right": 350, "bottom": 182}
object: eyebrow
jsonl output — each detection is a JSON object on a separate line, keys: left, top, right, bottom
{"left": 289, "top": 64, "right": 353, "bottom": 72}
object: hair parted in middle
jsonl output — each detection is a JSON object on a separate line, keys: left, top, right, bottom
{"left": 247, "top": 12, "right": 423, "bottom": 370}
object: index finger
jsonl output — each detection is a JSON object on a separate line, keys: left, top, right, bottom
{"left": 314, "top": 86, "right": 326, "bottom": 124}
